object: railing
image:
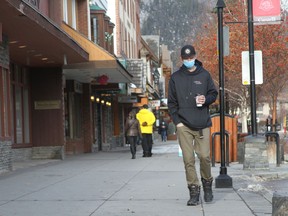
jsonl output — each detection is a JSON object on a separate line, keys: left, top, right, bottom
{"left": 265, "top": 131, "right": 281, "bottom": 167}
{"left": 211, "top": 131, "right": 230, "bottom": 167}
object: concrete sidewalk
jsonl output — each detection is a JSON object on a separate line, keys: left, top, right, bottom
{"left": 0, "top": 140, "right": 288, "bottom": 216}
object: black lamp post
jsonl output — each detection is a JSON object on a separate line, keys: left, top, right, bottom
{"left": 215, "top": 0, "right": 232, "bottom": 188}
{"left": 247, "top": 0, "right": 257, "bottom": 136}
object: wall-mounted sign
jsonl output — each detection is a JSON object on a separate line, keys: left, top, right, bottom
{"left": 118, "top": 96, "right": 138, "bottom": 103}
{"left": 149, "top": 100, "right": 161, "bottom": 108}
{"left": 34, "top": 100, "right": 61, "bottom": 110}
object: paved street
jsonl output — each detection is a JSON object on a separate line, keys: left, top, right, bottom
{"left": 0, "top": 140, "right": 288, "bottom": 216}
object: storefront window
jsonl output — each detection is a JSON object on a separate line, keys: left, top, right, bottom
{"left": 10, "top": 64, "right": 30, "bottom": 144}
{"left": 0, "top": 67, "right": 11, "bottom": 138}
{"left": 65, "top": 92, "right": 82, "bottom": 139}
{"left": 15, "top": 86, "right": 23, "bottom": 143}
{"left": 10, "top": 83, "right": 14, "bottom": 143}
{"left": 23, "top": 88, "right": 30, "bottom": 143}
{"left": 0, "top": 69, "right": 2, "bottom": 136}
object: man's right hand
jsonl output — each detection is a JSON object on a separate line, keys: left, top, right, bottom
{"left": 142, "top": 122, "right": 148, "bottom": 126}
{"left": 177, "top": 123, "right": 184, "bottom": 127}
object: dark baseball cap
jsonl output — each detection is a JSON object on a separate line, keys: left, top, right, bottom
{"left": 181, "top": 45, "right": 196, "bottom": 58}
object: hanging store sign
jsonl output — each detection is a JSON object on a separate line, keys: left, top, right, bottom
{"left": 253, "top": 0, "right": 281, "bottom": 25}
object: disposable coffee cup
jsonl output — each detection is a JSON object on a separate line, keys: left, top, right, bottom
{"left": 196, "top": 96, "right": 202, "bottom": 107}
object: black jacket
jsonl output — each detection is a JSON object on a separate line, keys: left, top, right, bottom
{"left": 168, "top": 61, "right": 218, "bottom": 130}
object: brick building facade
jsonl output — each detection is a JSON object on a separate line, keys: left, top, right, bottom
{"left": 0, "top": 0, "right": 134, "bottom": 174}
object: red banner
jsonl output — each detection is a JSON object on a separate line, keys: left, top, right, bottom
{"left": 253, "top": 0, "right": 281, "bottom": 24}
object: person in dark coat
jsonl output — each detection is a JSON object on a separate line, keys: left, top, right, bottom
{"left": 125, "top": 111, "right": 142, "bottom": 159}
{"left": 159, "top": 121, "right": 168, "bottom": 142}
{"left": 168, "top": 45, "right": 218, "bottom": 206}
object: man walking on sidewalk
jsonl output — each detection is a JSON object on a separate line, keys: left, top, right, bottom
{"left": 168, "top": 45, "right": 218, "bottom": 206}
{"left": 136, "top": 104, "right": 156, "bottom": 157}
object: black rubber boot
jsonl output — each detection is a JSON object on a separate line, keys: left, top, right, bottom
{"left": 201, "top": 178, "right": 213, "bottom": 202}
{"left": 187, "top": 184, "right": 200, "bottom": 206}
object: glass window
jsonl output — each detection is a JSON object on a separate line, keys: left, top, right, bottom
{"left": 3, "top": 68, "right": 9, "bottom": 136}
{"left": 71, "top": 0, "right": 76, "bottom": 29}
{"left": 65, "top": 92, "right": 82, "bottom": 139}
{"left": 23, "top": 88, "right": 30, "bottom": 143}
{"left": 10, "top": 64, "right": 30, "bottom": 144}
{"left": 63, "top": 0, "right": 77, "bottom": 29}
{"left": 0, "top": 67, "right": 11, "bottom": 138}
{"left": 15, "top": 86, "right": 23, "bottom": 144}
{"left": 10, "top": 82, "right": 14, "bottom": 143}
{"left": 0, "top": 69, "right": 2, "bottom": 136}
{"left": 74, "top": 93, "right": 82, "bottom": 138}
{"left": 63, "top": 0, "right": 68, "bottom": 23}
{"left": 91, "top": 17, "right": 98, "bottom": 44}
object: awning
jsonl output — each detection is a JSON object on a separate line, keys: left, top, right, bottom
{"left": 146, "top": 83, "right": 160, "bottom": 99}
{"left": 0, "top": 0, "right": 88, "bottom": 67}
{"left": 63, "top": 60, "right": 133, "bottom": 83}
{"left": 61, "top": 23, "right": 133, "bottom": 84}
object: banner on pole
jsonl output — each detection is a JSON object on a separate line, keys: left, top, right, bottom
{"left": 253, "top": 0, "right": 281, "bottom": 25}
{"left": 242, "top": 51, "right": 263, "bottom": 85}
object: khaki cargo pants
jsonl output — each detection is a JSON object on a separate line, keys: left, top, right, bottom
{"left": 177, "top": 125, "right": 212, "bottom": 186}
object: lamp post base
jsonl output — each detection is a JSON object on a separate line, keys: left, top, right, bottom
{"left": 215, "top": 173, "right": 233, "bottom": 188}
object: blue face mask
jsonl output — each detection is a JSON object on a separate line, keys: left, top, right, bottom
{"left": 183, "top": 59, "right": 195, "bottom": 69}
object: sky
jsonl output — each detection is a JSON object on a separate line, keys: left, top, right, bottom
{"left": 281, "top": 0, "right": 288, "bottom": 10}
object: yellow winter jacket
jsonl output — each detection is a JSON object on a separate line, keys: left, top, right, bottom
{"left": 136, "top": 108, "right": 156, "bottom": 134}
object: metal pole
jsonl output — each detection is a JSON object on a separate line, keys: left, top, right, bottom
{"left": 218, "top": 2, "right": 226, "bottom": 174}
{"left": 247, "top": 0, "right": 257, "bottom": 135}
{"left": 97, "top": 102, "right": 102, "bottom": 151}
{"left": 215, "top": 0, "right": 232, "bottom": 188}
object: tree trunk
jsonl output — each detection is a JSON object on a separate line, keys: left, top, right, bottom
{"left": 241, "top": 101, "right": 248, "bottom": 133}
{"left": 272, "top": 94, "right": 277, "bottom": 132}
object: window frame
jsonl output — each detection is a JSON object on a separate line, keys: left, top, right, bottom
{"left": 0, "top": 67, "right": 12, "bottom": 140}
{"left": 63, "top": 0, "right": 77, "bottom": 29}
{"left": 10, "top": 64, "right": 31, "bottom": 146}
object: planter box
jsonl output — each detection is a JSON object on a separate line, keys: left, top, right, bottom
{"left": 168, "top": 134, "right": 177, "bottom": 140}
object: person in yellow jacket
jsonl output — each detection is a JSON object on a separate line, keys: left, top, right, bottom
{"left": 136, "top": 104, "right": 156, "bottom": 157}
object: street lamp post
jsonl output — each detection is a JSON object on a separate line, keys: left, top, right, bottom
{"left": 247, "top": 0, "right": 257, "bottom": 136}
{"left": 215, "top": 0, "right": 232, "bottom": 188}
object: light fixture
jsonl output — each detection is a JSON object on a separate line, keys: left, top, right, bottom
{"left": 96, "top": 97, "right": 100, "bottom": 103}
{"left": 90, "top": 96, "right": 95, "bottom": 101}
{"left": 101, "top": 100, "right": 105, "bottom": 104}
{"left": 18, "top": 45, "right": 27, "bottom": 49}
{"left": 105, "top": 102, "right": 111, "bottom": 106}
